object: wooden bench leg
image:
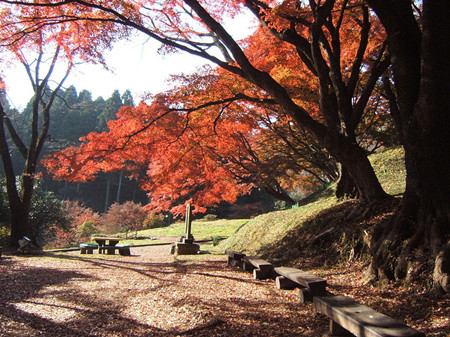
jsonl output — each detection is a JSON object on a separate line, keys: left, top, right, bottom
{"left": 119, "top": 248, "right": 130, "bottom": 256}
{"left": 329, "top": 319, "right": 353, "bottom": 336}
{"left": 253, "top": 268, "right": 265, "bottom": 280}
{"left": 243, "top": 261, "right": 255, "bottom": 272}
{"left": 253, "top": 268, "right": 275, "bottom": 280}
{"left": 80, "top": 247, "right": 87, "bottom": 254}
{"left": 298, "top": 288, "right": 313, "bottom": 303}
{"left": 276, "top": 276, "right": 297, "bottom": 290}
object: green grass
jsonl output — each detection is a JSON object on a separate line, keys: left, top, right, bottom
{"left": 138, "top": 218, "right": 247, "bottom": 240}
{"left": 217, "top": 186, "right": 341, "bottom": 254}
{"left": 95, "top": 218, "right": 249, "bottom": 247}
{"left": 369, "top": 147, "right": 405, "bottom": 195}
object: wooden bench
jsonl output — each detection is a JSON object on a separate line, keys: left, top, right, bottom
{"left": 100, "top": 244, "right": 131, "bottom": 255}
{"left": 117, "top": 244, "right": 131, "bottom": 256}
{"left": 80, "top": 243, "right": 98, "bottom": 254}
{"left": 313, "top": 295, "right": 425, "bottom": 337}
{"left": 243, "top": 256, "right": 276, "bottom": 280}
{"left": 226, "top": 250, "right": 246, "bottom": 268}
{"left": 274, "top": 266, "right": 327, "bottom": 302}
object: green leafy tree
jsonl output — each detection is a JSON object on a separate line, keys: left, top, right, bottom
{"left": 29, "top": 183, "right": 71, "bottom": 248}
{"left": 77, "top": 220, "right": 98, "bottom": 240}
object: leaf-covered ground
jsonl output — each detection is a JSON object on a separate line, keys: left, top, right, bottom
{"left": 1, "top": 244, "right": 448, "bottom": 336}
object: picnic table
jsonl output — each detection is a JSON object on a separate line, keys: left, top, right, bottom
{"left": 91, "top": 236, "right": 123, "bottom": 254}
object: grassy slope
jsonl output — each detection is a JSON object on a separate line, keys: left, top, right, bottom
{"left": 218, "top": 147, "right": 405, "bottom": 258}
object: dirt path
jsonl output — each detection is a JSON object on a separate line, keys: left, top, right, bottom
{"left": 0, "top": 245, "right": 328, "bottom": 336}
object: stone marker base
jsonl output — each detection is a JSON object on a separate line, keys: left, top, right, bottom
{"left": 170, "top": 242, "right": 200, "bottom": 255}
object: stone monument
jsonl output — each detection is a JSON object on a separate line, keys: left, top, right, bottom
{"left": 170, "top": 204, "right": 200, "bottom": 255}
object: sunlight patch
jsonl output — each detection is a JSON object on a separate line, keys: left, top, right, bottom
{"left": 13, "top": 298, "right": 79, "bottom": 323}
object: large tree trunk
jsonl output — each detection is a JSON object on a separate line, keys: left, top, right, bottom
{"left": 9, "top": 199, "right": 33, "bottom": 248}
{"left": 369, "top": 0, "right": 450, "bottom": 290}
{"left": 335, "top": 165, "right": 359, "bottom": 199}
{"left": 326, "top": 133, "right": 388, "bottom": 203}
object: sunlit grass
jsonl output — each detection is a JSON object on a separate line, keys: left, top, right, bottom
{"left": 369, "top": 146, "right": 405, "bottom": 195}
{"left": 135, "top": 218, "right": 248, "bottom": 240}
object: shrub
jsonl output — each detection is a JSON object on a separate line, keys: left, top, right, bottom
{"left": 77, "top": 220, "right": 98, "bottom": 239}
{"left": 45, "top": 201, "right": 99, "bottom": 249}
{"left": 143, "top": 213, "right": 165, "bottom": 229}
{"left": 100, "top": 201, "right": 147, "bottom": 234}
{"left": 0, "top": 225, "right": 9, "bottom": 248}
{"left": 29, "top": 185, "right": 72, "bottom": 247}
{"left": 201, "top": 214, "right": 218, "bottom": 221}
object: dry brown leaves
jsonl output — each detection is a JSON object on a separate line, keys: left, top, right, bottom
{"left": 0, "top": 244, "right": 448, "bottom": 337}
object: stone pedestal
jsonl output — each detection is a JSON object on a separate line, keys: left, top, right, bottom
{"left": 170, "top": 204, "right": 200, "bottom": 255}
{"left": 171, "top": 242, "right": 200, "bottom": 255}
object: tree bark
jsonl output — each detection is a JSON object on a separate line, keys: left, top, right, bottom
{"left": 368, "top": 0, "right": 450, "bottom": 286}
{"left": 263, "top": 184, "right": 296, "bottom": 205}
{"left": 0, "top": 103, "right": 33, "bottom": 248}
{"left": 336, "top": 165, "right": 359, "bottom": 199}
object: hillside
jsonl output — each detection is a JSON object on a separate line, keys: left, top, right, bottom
{"left": 219, "top": 147, "right": 406, "bottom": 269}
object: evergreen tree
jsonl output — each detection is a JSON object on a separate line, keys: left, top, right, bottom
{"left": 97, "top": 90, "right": 123, "bottom": 131}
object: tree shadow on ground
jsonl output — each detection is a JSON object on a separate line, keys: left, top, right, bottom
{"left": 42, "top": 252, "right": 263, "bottom": 285}
{"left": 1, "top": 251, "right": 332, "bottom": 336}
{"left": 0, "top": 255, "right": 184, "bottom": 336}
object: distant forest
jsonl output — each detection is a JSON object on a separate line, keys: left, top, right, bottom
{"left": 1, "top": 86, "right": 149, "bottom": 212}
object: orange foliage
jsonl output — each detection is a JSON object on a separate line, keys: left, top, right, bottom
{"left": 37, "top": 0, "right": 389, "bottom": 213}
{"left": 0, "top": 2, "right": 127, "bottom": 67}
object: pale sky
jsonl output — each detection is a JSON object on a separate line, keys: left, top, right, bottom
{"left": 3, "top": 37, "right": 209, "bottom": 110}
{"left": 2, "top": 14, "right": 256, "bottom": 110}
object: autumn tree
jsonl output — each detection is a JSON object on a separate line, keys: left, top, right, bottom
{"left": 42, "top": 14, "right": 389, "bottom": 214}
{"left": 161, "top": 67, "right": 340, "bottom": 205}
{"left": 43, "top": 65, "right": 339, "bottom": 214}
{"left": 0, "top": 3, "right": 124, "bottom": 249}
{"left": 1, "top": 0, "right": 390, "bottom": 204}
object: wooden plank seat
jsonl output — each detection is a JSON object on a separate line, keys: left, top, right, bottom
{"left": 313, "top": 295, "right": 425, "bottom": 337}
{"left": 79, "top": 243, "right": 98, "bottom": 254}
{"left": 100, "top": 244, "right": 131, "bottom": 255}
{"left": 226, "top": 250, "right": 246, "bottom": 268}
{"left": 243, "top": 256, "right": 276, "bottom": 280}
{"left": 274, "top": 266, "right": 327, "bottom": 302}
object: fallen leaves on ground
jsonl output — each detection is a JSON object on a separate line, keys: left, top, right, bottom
{"left": 0, "top": 245, "right": 448, "bottom": 336}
